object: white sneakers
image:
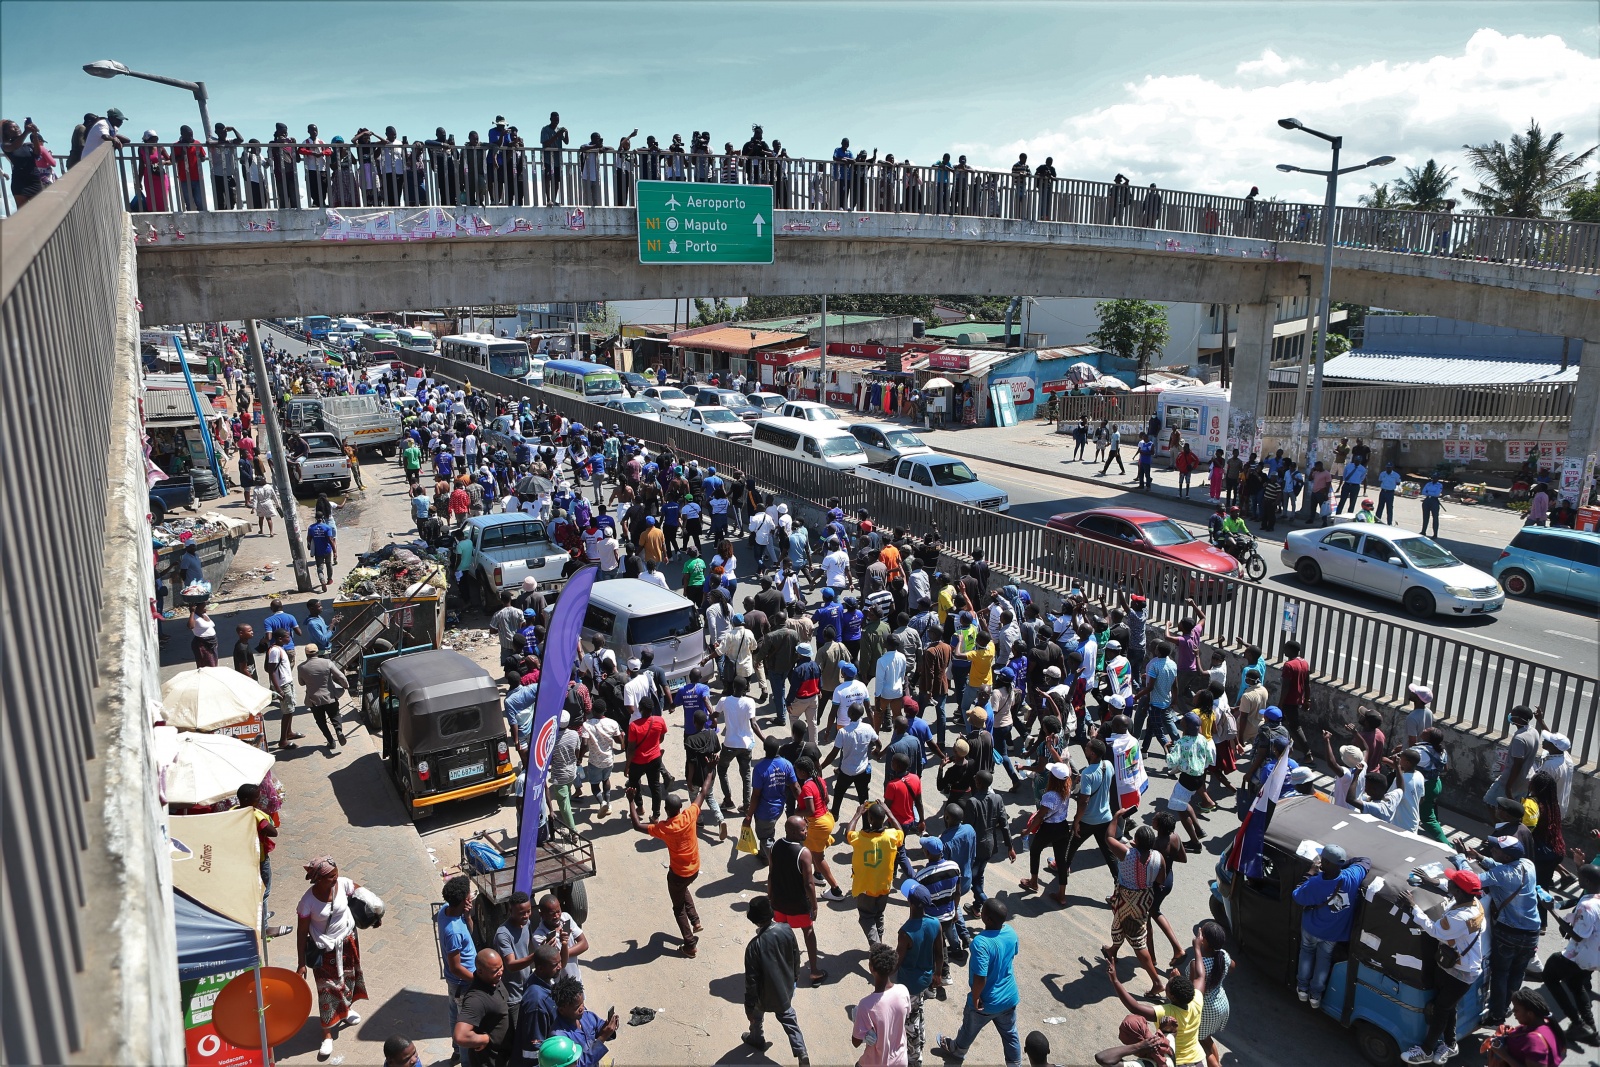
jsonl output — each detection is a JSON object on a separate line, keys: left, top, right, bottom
{"left": 344, "top": 1011, "right": 361, "bottom": 1026}
{"left": 1297, "top": 990, "right": 1309, "bottom": 1002}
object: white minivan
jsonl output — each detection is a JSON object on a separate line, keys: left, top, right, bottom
{"left": 751, "top": 416, "right": 869, "bottom": 471}
{"left": 579, "top": 579, "right": 706, "bottom": 690}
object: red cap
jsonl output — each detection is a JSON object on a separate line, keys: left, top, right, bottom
{"left": 1443, "top": 868, "right": 1482, "bottom": 896}
{"left": 1130, "top": 595, "right": 1147, "bottom": 606}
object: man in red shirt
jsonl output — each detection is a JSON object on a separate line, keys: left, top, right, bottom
{"left": 626, "top": 695, "right": 668, "bottom": 820}
{"left": 883, "top": 752, "right": 923, "bottom": 882}
{"left": 1279, "top": 639, "right": 1311, "bottom": 749}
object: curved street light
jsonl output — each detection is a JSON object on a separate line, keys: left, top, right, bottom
{"left": 1276, "top": 118, "right": 1394, "bottom": 482}
{"left": 82, "top": 59, "right": 212, "bottom": 136}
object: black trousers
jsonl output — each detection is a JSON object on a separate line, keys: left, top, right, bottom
{"left": 831, "top": 770, "right": 871, "bottom": 818}
{"left": 1423, "top": 970, "right": 1470, "bottom": 1049}
{"left": 1544, "top": 952, "right": 1596, "bottom": 1029}
{"left": 627, "top": 756, "right": 664, "bottom": 816}
{"left": 1062, "top": 819, "right": 1119, "bottom": 882}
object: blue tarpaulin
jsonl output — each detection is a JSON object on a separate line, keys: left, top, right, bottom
{"left": 175, "top": 889, "right": 259, "bottom": 982}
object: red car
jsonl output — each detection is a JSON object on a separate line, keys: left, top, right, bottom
{"left": 1045, "top": 507, "right": 1240, "bottom": 599}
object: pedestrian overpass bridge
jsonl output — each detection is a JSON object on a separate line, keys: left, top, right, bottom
{"left": 3, "top": 143, "right": 1599, "bottom": 1067}
{"left": 135, "top": 202, "right": 1598, "bottom": 343}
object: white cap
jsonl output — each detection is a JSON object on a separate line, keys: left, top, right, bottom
{"left": 1047, "top": 762, "right": 1072, "bottom": 781}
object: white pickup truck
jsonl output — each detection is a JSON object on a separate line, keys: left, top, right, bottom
{"left": 319, "top": 394, "right": 403, "bottom": 456}
{"left": 463, "top": 513, "right": 571, "bottom": 609}
{"left": 855, "top": 452, "right": 1010, "bottom": 512}
{"left": 288, "top": 432, "right": 352, "bottom": 492}
{"left": 664, "top": 404, "right": 753, "bottom": 443}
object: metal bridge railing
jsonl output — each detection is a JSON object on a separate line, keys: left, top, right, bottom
{"left": 102, "top": 141, "right": 1600, "bottom": 275}
{"left": 373, "top": 343, "right": 1599, "bottom": 768}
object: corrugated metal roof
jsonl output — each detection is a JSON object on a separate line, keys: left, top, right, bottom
{"left": 924, "top": 321, "right": 1011, "bottom": 340}
{"left": 1320, "top": 351, "right": 1580, "bottom": 386}
{"left": 789, "top": 354, "right": 883, "bottom": 374}
{"left": 144, "top": 388, "right": 217, "bottom": 423}
{"left": 667, "top": 327, "right": 805, "bottom": 354}
{"left": 1034, "top": 345, "right": 1106, "bottom": 362}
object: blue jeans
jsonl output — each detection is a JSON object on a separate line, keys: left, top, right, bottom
{"left": 926, "top": 692, "right": 950, "bottom": 747}
{"left": 770, "top": 672, "right": 789, "bottom": 724}
{"left": 1139, "top": 705, "right": 1178, "bottom": 755}
{"left": 1297, "top": 932, "right": 1337, "bottom": 998}
{"left": 949, "top": 1001, "right": 1021, "bottom": 1067}
{"left": 1488, "top": 924, "right": 1540, "bottom": 1020}
{"left": 951, "top": 661, "right": 972, "bottom": 714}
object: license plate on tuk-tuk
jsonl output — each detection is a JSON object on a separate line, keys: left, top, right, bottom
{"left": 449, "top": 761, "right": 486, "bottom": 782}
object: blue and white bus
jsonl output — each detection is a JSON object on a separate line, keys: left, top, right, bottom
{"left": 541, "top": 359, "right": 624, "bottom": 399}
{"left": 304, "top": 315, "right": 332, "bottom": 341}
{"left": 439, "top": 333, "right": 534, "bottom": 381}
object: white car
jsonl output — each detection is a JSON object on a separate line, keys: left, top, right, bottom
{"left": 748, "top": 392, "right": 787, "bottom": 414}
{"left": 779, "top": 400, "right": 841, "bottom": 422}
{"left": 1281, "top": 523, "right": 1505, "bottom": 618}
{"left": 602, "top": 396, "right": 662, "bottom": 422}
{"left": 642, "top": 385, "right": 692, "bottom": 411}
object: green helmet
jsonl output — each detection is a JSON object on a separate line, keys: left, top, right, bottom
{"left": 538, "top": 1035, "right": 583, "bottom": 1067}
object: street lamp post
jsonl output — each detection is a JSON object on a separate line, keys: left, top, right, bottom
{"left": 83, "top": 59, "right": 213, "bottom": 138}
{"left": 1275, "top": 118, "right": 1393, "bottom": 510}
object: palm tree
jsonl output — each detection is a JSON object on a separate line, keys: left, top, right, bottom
{"left": 1461, "top": 120, "right": 1597, "bottom": 217}
{"left": 1357, "top": 182, "right": 1397, "bottom": 209}
{"left": 1393, "top": 160, "right": 1456, "bottom": 211}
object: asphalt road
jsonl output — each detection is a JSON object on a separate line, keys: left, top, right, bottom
{"left": 958, "top": 454, "right": 1600, "bottom": 680}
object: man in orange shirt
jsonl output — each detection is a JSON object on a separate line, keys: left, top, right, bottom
{"left": 627, "top": 770, "right": 715, "bottom": 958}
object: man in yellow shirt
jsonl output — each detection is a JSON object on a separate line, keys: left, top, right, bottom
{"left": 936, "top": 581, "right": 956, "bottom": 628}
{"left": 845, "top": 801, "right": 905, "bottom": 946}
{"left": 1103, "top": 949, "right": 1205, "bottom": 1066}
{"left": 958, "top": 633, "right": 996, "bottom": 715}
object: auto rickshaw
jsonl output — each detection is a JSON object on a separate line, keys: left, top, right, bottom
{"left": 1209, "top": 796, "right": 1486, "bottom": 1066}
{"left": 372, "top": 649, "right": 516, "bottom": 821}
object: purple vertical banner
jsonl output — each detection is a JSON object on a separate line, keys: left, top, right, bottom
{"left": 514, "top": 565, "right": 599, "bottom": 896}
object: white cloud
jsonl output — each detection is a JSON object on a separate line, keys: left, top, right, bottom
{"left": 1235, "top": 49, "right": 1308, "bottom": 78}
{"left": 964, "top": 29, "right": 1600, "bottom": 205}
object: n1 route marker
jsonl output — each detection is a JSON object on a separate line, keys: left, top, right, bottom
{"left": 637, "top": 180, "right": 774, "bottom": 264}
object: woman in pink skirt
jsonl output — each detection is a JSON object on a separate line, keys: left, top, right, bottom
{"left": 1208, "top": 452, "right": 1226, "bottom": 503}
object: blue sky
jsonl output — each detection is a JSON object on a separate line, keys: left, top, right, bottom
{"left": 3, "top": 1, "right": 1595, "bottom": 202}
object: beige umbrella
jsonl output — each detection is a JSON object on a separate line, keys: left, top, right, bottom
{"left": 923, "top": 377, "right": 955, "bottom": 390}
{"left": 162, "top": 666, "right": 274, "bottom": 731}
{"left": 162, "top": 730, "right": 277, "bottom": 807}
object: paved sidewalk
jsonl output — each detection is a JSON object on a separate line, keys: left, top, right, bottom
{"left": 158, "top": 476, "right": 459, "bottom": 1066}
{"left": 912, "top": 419, "right": 1530, "bottom": 567}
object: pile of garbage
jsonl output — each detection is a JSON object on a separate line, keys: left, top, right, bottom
{"left": 151, "top": 514, "right": 250, "bottom": 548}
{"left": 339, "top": 544, "right": 446, "bottom": 599}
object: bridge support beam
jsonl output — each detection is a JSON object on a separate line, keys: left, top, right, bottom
{"left": 1226, "top": 302, "right": 1276, "bottom": 456}
{"left": 1564, "top": 341, "right": 1600, "bottom": 506}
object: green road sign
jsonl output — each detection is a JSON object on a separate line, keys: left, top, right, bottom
{"left": 637, "top": 180, "right": 774, "bottom": 264}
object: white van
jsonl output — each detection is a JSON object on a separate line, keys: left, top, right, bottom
{"left": 751, "top": 416, "right": 869, "bottom": 471}
{"left": 395, "top": 328, "right": 436, "bottom": 354}
{"left": 579, "top": 579, "right": 705, "bottom": 689}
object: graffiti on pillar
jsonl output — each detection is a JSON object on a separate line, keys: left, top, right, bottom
{"left": 1227, "top": 408, "right": 1261, "bottom": 453}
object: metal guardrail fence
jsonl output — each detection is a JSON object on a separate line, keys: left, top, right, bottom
{"left": 0, "top": 147, "right": 130, "bottom": 1063}
{"left": 106, "top": 140, "right": 1600, "bottom": 274}
{"left": 367, "top": 342, "right": 1599, "bottom": 768}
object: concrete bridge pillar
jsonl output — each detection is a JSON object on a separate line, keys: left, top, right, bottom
{"left": 1563, "top": 341, "right": 1599, "bottom": 506}
{"left": 1226, "top": 301, "right": 1277, "bottom": 456}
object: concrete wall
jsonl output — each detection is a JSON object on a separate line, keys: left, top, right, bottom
{"left": 132, "top": 206, "right": 1600, "bottom": 344}
{"left": 1364, "top": 314, "right": 1585, "bottom": 361}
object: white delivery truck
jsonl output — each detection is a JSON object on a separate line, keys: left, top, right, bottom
{"left": 319, "top": 394, "right": 404, "bottom": 457}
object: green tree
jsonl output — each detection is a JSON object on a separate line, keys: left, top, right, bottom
{"left": 1565, "top": 175, "right": 1600, "bottom": 222}
{"left": 1461, "top": 120, "right": 1598, "bottom": 217}
{"left": 1323, "top": 333, "right": 1351, "bottom": 357}
{"left": 582, "top": 303, "right": 622, "bottom": 335}
{"left": 1392, "top": 159, "right": 1457, "bottom": 211}
{"left": 733, "top": 294, "right": 937, "bottom": 322}
{"left": 938, "top": 295, "right": 1014, "bottom": 321}
{"left": 1357, "top": 182, "right": 1397, "bottom": 209}
{"left": 693, "top": 297, "right": 735, "bottom": 326}
{"left": 1088, "top": 299, "right": 1170, "bottom": 377}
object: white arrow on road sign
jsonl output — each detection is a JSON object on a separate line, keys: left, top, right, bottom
{"left": 665, "top": 194, "right": 681, "bottom": 210}
{"left": 752, "top": 214, "right": 766, "bottom": 237}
